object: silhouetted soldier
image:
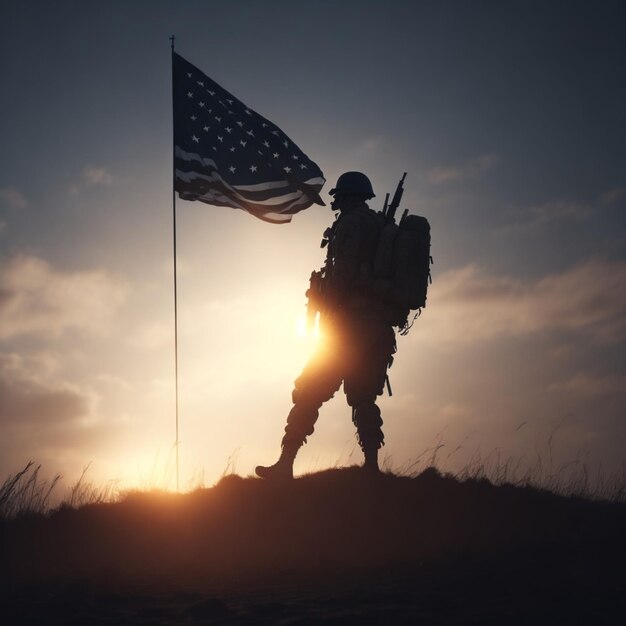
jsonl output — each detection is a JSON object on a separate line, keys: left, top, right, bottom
{"left": 256, "top": 172, "right": 397, "bottom": 479}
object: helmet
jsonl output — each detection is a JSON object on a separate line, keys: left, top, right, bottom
{"left": 329, "top": 171, "right": 375, "bottom": 198}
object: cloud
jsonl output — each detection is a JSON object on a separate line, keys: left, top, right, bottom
{"left": 498, "top": 200, "right": 592, "bottom": 232}
{"left": 0, "top": 353, "right": 89, "bottom": 430}
{"left": 359, "top": 136, "right": 384, "bottom": 156}
{"left": 599, "top": 187, "right": 625, "bottom": 205}
{"left": 421, "top": 259, "right": 626, "bottom": 344}
{"left": 68, "top": 166, "right": 114, "bottom": 195}
{"left": 0, "top": 187, "right": 29, "bottom": 209}
{"left": 426, "top": 153, "right": 497, "bottom": 184}
{"left": 0, "top": 255, "right": 128, "bottom": 341}
{"left": 548, "top": 373, "right": 626, "bottom": 397}
{"left": 0, "top": 352, "right": 117, "bottom": 480}
{"left": 129, "top": 322, "right": 172, "bottom": 350}
{"left": 83, "top": 165, "right": 114, "bottom": 186}
{"left": 500, "top": 187, "right": 624, "bottom": 233}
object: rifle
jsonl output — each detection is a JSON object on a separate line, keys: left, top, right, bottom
{"left": 304, "top": 222, "right": 336, "bottom": 333}
{"left": 305, "top": 269, "right": 324, "bottom": 333}
{"left": 382, "top": 172, "right": 407, "bottom": 223}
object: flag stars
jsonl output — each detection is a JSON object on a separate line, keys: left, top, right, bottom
{"left": 176, "top": 56, "right": 322, "bottom": 215}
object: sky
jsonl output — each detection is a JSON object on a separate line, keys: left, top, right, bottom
{"left": 1, "top": 0, "right": 625, "bottom": 493}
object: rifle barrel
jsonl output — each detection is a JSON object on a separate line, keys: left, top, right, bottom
{"left": 386, "top": 172, "right": 407, "bottom": 222}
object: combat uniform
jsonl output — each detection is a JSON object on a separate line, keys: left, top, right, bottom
{"left": 282, "top": 201, "right": 396, "bottom": 455}
{"left": 256, "top": 172, "right": 395, "bottom": 479}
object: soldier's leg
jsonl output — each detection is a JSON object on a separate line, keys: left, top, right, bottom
{"left": 348, "top": 395, "right": 385, "bottom": 471}
{"left": 344, "top": 318, "right": 395, "bottom": 472}
{"left": 256, "top": 350, "right": 343, "bottom": 480}
{"left": 282, "top": 366, "right": 342, "bottom": 445}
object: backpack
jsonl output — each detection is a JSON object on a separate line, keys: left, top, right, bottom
{"left": 371, "top": 178, "right": 432, "bottom": 334}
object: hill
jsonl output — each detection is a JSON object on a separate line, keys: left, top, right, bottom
{"left": 1, "top": 467, "right": 624, "bottom": 624}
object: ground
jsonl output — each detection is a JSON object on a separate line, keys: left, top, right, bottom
{"left": 1, "top": 468, "right": 624, "bottom": 625}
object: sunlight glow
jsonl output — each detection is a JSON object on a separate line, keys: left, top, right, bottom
{"left": 295, "top": 311, "right": 322, "bottom": 361}
{"left": 295, "top": 311, "right": 321, "bottom": 339}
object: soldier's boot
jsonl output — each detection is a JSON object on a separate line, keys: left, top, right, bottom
{"left": 255, "top": 440, "right": 301, "bottom": 481}
{"left": 256, "top": 400, "right": 319, "bottom": 480}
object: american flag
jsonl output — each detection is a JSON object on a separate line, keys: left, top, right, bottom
{"left": 173, "top": 52, "right": 326, "bottom": 224}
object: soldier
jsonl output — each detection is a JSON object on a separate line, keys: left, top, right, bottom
{"left": 256, "top": 171, "right": 397, "bottom": 480}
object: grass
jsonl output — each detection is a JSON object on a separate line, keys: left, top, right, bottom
{"left": 1, "top": 443, "right": 624, "bottom": 522}
{"left": 0, "top": 462, "right": 61, "bottom": 519}
{"left": 389, "top": 441, "right": 626, "bottom": 503}
{"left": 0, "top": 462, "right": 118, "bottom": 521}
{"left": 382, "top": 420, "right": 626, "bottom": 503}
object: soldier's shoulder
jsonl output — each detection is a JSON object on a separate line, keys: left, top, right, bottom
{"left": 334, "top": 207, "right": 382, "bottom": 241}
{"left": 343, "top": 204, "right": 382, "bottom": 224}
{"left": 355, "top": 204, "right": 384, "bottom": 229}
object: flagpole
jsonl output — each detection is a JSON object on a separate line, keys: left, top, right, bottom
{"left": 170, "top": 35, "right": 180, "bottom": 493}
